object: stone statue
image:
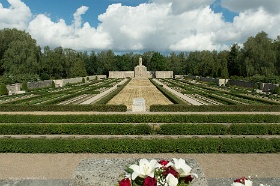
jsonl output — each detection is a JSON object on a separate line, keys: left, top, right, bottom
{"left": 139, "top": 57, "right": 142, "bottom": 66}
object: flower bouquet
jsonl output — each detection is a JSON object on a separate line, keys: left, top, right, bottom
{"left": 117, "top": 158, "right": 198, "bottom": 186}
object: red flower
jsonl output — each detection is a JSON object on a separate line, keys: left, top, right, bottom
{"left": 119, "top": 178, "right": 131, "bottom": 186}
{"left": 234, "top": 177, "right": 248, "bottom": 184}
{"left": 144, "top": 176, "right": 157, "bottom": 186}
{"left": 163, "top": 167, "right": 179, "bottom": 178}
{"left": 159, "top": 160, "right": 169, "bottom": 166}
{"left": 184, "top": 175, "right": 194, "bottom": 184}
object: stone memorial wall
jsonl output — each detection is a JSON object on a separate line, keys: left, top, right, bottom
{"left": 109, "top": 57, "right": 173, "bottom": 79}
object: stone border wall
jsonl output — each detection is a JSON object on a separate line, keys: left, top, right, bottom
{"left": 177, "top": 75, "right": 279, "bottom": 93}
{"left": 109, "top": 70, "right": 173, "bottom": 79}
{"left": 5, "top": 75, "right": 107, "bottom": 94}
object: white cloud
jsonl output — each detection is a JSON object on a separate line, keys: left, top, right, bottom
{"left": 1, "top": 0, "right": 280, "bottom": 52}
{"left": 73, "top": 6, "right": 88, "bottom": 28}
{"left": 28, "top": 8, "right": 112, "bottom": 50}
{"left": 151, "top": 0, "right": 215, "bottom": 14}
{"left": 231, "top": 8, "right": 280, "bottom": 41}
{"left": 221, "top": 0, "right": 280, "bottom": 14}
{"left": 0, "top": 0, "right": 31, "bottom": 30}
{"left": 98, "top": 3, "right": 230, "bottom": 51}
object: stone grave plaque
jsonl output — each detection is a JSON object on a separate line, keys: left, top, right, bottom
{"left": 132, "top": 98, "right": 146, "bottom": 112}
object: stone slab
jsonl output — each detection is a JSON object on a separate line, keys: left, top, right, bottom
{"left": 0, "top": 179, "right": 70, "bottom": 186}
{"left": 70, "top": 158, "right": 208, "bottom": 186}
{"left": 132, "top": 98, "right": 146, "bottom": 112}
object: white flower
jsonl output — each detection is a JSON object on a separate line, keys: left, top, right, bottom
{"left": 231, "top": 179, "right": 253, "bottom": 186}
{"left": 165, "top": 174, "right": 178, "bottom": 186}
{"left": 129, "top": 159, "right": 161, "bottom": 180}
{"left": 232, "top": 183, "right": 245, "bottom": 186}
{"left": 172, "top": 158, "right": 192, "bottom": 177}
{"left": 245, "top": 180, "right": 253, "bottom": 186}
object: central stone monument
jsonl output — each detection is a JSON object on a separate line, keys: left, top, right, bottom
{"left": 134, "top": 57, "right": 148, "bottom": 78}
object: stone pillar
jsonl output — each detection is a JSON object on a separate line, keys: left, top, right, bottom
{"left": 139, "top": 57, "right": 142, "bottom": 66}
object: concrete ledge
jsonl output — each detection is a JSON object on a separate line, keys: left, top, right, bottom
{"left": 70, "top": 158, "right": 208, "bottom": 186}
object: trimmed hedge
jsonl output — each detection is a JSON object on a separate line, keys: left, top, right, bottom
{"left": 228, "top": 124, "right": 280, "bottom": 135}
{"left": 0, "top": 114, "right": 279, "bottom": 123}
{"left": 0, "top": 138, "right": 278, "bottom": 153}
{"left": 0, "top": 124, "right": 152, "bottom": 135}
{"left": 0, "top": 123, "right": 279, "bottom": 135}
{"left": 0, "top": 104, "right": 127, "bottom": 112}
{"left": 158, "top": 124, "right": 228, "bottom": 135}
{"left": 150, "top": 104, "right": 280, "bottom": 112}
{"left": 230, "top": 93, "right": 280, "bottom": 105}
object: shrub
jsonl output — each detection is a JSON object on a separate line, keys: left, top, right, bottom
{"left": 0, "top": 83, "right": 8, "bottom": 95}
{"left": 22, "top": 82, "right": 28, "bottom": 92}
{"left": 51, "top": 81, "right": 55, "bottom": 88}
{"left": 274, "top": 86, "right": 280, "bottom": 95}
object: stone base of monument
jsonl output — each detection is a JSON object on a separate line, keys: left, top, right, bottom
{"left": 69, "top": 158, "right": 208, "bottom": 186}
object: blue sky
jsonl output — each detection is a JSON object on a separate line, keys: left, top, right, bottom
{"left": 1, "top": 0, "right": 280, "bottom": 52}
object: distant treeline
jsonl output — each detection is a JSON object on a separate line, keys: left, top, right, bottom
{"left": 0, "top": 28, "right": 280, "bottom": 84}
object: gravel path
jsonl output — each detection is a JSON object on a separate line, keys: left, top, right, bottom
{"left": 0, "top": 153, "right": 279, "bottom": 180}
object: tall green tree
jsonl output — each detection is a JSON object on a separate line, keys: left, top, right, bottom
{"left": 228, "top": 43, "right": 242, "bottom": 77}
{"left": 150, "top": 52, "right": 168, "bottom": 71}
{"left": 242, "top": 31, "right": 276, "bottom": 76}
{"left": 0, "top": 29, "right": 40, "bottom": 76}
{"left": 169, "top": 52, "right": 186, "bottom": 75}
{"left": 96, "top": 50, "right": 116, "bottom": 76}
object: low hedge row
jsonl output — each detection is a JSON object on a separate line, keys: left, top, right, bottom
{"left": 0, "top": 114, "right": 279, "bottom": 123}
{"left": 159, "top": 124, "right": 280, "bottom": 135}
{"left": 150, "top": 104, "right": 280, "bottom": 112}
{"left": 0, "top": 104, "right": 127, "bottom": 112}
{"left": 1, "top": 123, "right": 278, "bottom": 135}
{"left": 0, "top": 138, "right": 279, "bottom": 153}
{"left": 0, "top": 124, "right": 152, "bottom": 135}
{"left": 95, "top": 78, "right": 131, "bottom": 104}
{"left": 230, "top": 93, "right": 280, "bottom": 105}
{"left": 150, "top": 79, "right": 186, "bottom": 104}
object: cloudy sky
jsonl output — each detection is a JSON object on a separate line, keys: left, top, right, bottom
{"left": 1, "top": 0, "right": 280, "bottom": 52}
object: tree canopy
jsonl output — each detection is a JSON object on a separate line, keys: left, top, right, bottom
{"left": 0, "top": 28, "right": 280, "bottom": 84}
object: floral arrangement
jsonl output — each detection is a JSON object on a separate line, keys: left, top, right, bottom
{"left": 231, "top": 177, "right": 270, "bottom": 186}
{"left": 117, "top": 158, "right": 198, "bottom": 186}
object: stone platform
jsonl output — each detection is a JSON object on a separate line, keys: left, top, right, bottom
{"left": 69, "top": 158, "right": 208, "bottom": 186}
